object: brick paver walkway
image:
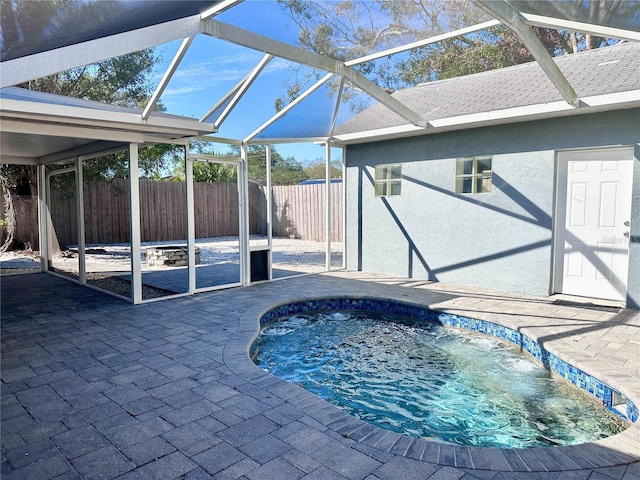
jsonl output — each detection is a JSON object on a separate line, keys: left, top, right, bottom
{"left": 2, "top": 272, "right": 639, "bottom": 479}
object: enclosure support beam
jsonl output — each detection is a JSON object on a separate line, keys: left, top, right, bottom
{"left": 202, "top": 19, "right": 428, "bottom": 128}
{"left": 75, "top": 158, "right": 86, "bottom": 285}
{"left": 266, "top": 145, "right": 273, "bottom": 281}
{"left": 325, "top": 142, "right": 332, "bottom": 271}
{"left": 341, "top": 147, "right": 346, "bottom": 270}
{"left": 45, "top": 170, "right": 52, "bottom": 272}
{"left": 328, "top": 78, "right": 345, "bottom": 140}
{"left": 520, "top": 13, "right": 640, "bottom": 43}
{"left": 244, "top": 73, "right": 334, "bottom": 143}
{"left": 143, "top": 36, "right": 195, "bottom": 120}
{"left": 129, "top": 143, "right": 143, "bottom": 304}
{"left": 37, "top": 164, "right": 48, "bottom": 272}
{"left": 186, "top": 146, "right": 197, "bottom": 294}
{"left": 239, "top": 144, "right": 250, "bottom": 285}
{"left": 213, "top": 53, "right": 273, "bottom": 128}
{"left": 344, "top": 20, "right": 501, "bottom": 66}
{"left": 473, "top": 0, "right": 579, "bottom": 107}
{"left": 1, "top": 15, "right": 203, "bottom": 88}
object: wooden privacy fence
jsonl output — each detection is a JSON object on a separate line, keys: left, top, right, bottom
{"left": 48, "top": 179, "right": 342, "bottom": 247}
{"left": 271, "top": 183, "right": 342, "bottom": 242}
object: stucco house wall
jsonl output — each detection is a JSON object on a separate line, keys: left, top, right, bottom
{"left": 345, "top": 109, "right": 640, "bottom": 305}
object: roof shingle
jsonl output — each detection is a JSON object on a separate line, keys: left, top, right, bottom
{"left": 335, "top": 42, "right": 640, "bottom": 135}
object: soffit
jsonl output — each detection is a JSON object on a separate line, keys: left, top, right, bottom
{"left": 0, "top": 87, "right": 216, "bottom": 163}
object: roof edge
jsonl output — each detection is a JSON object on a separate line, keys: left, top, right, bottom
{"left": 332, "top": 90, "right": 640, "bottom": 145}
{"left": 0, "top": 97, "right": 216, "bottom": 137}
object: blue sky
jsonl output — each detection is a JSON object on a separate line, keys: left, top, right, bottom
{"left": 152, "top": 1, "right": 355, "bottom": 165}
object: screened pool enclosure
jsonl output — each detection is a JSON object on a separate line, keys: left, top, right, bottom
{"left": 1, "top": 0, "right": 638, "bottom": 303}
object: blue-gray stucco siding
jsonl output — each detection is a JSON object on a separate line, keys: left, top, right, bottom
{"left": 344, "top": 109, "right": 640, "bottom": 307}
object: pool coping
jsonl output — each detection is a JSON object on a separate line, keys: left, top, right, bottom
{"left": 227, "top": 292, "right": 640, "bottom": 473}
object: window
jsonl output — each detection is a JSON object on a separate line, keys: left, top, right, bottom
{"left": 455, "top": 157, "right": 492, "bottom": 194}
{"left": 374, "top": 164, "right": 402, "bottom": 197}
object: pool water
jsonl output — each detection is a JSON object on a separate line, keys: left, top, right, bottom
{"left": 254, "top": 310, "right": 626, "bottom": 448}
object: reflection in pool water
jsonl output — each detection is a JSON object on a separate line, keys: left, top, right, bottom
{"left": 254, "top": 310, "right": 627, "bottom": 448}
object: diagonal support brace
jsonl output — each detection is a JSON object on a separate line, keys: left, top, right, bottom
{"left": 473, "top": 0, "right": 579, "bottom": 107}
{"left": 202, "top": 19, "right": 430, "bottom": 127}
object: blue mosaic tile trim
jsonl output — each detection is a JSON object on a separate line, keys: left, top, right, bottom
{"left": 258, "top": 297, "right": 637, "bottom": 423}
{"left": 259, "top": 298, "right": 438, "bottom": 327}
{"left": 629, "top": 401, "right": 639, "bottom": 423}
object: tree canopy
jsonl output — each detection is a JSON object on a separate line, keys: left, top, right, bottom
{"left": 276, "top": 0, "right": 621, "bottom": 107}
{"left": 181, "top": 142, "right": 314, "bottom": 186}
{"left": 0, "top": 48, "right": 172, "bottom": 251}
{"left": 173, "top": 141, "right": 341, "bottom": 186}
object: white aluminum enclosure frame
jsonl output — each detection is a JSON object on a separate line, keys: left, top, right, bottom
{"left": 2, "top": 89, "right": 216, "bottom": 304}
{"left": 143, "top": 36, "right": 196, "bottom": 120}
{"left": 325, "top": 141, "right": 332, "bottom": 271}
{"left": 37, "top": 141, "right": 190, "bottom": 304}
{"left": 194, "top": 137, "right": 344, "bottom": 286}
{"left": 128, "top": 144, "right": 143, "bottom": 304}
{"left": 187, "top": 152, "right": 245, "bottom": 293}
{"left": 43, "top": 158, "right": 86, "bottom": 285}
{"left": 4, "top": 1, "right": 639, "bottom": 136}
{"left": 239, "top": 144, "right": 250, "bottom": 285}
{"left": 211, "top": 54, "right": 274, "bottom": 129}
{"left": 44, "top": 164, "right": 77, "bottom": 282}
{"left": 265, "top": 145, "right": 273, "bottom": 281}
{"left": 36, "top": 139, "right": 255, "bottom": 305}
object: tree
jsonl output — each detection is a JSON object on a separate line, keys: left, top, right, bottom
{"left": 169, "top": 141, "right": 238, "bottom": 183}
{"left": 170, "top": 141, "right": 309, "bottom": 186}
{"left": 0, "top": 47, "right": 172, "bottom": 252}
{"left": 275, "top": 0, "right": 489, "bottom": 107}
{"left": 241, "top": 145, "right": 308, "bottom": 185}
{"left": 276, "top": 0, "right": 625, "bottom": 103}
{"left": 1, "top": 0, "right": 181, "bottom": 252}
{"left": 0, "top": 165, "right": 31, "bottom": 251}
{"left": 304, "top": 159, "right": 342, "bottom": 180}
{"left": 220, "top": 144, "right": 308, "bottom": 186}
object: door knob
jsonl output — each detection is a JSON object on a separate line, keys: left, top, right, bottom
{"left": 624, "top": 220, "right": 630, "bottom": 227}
{"left": 624, "top": 231, "right": 630, "bottom": 238}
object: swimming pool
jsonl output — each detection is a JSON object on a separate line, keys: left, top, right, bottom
{"left": 253, "top": 298, "right": 635, "bottom": 448}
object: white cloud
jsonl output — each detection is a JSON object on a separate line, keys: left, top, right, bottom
{"left": 161, "top": 56, "right": 261, "bottom": 97}
{"left": 155, "top": 39, "right": 314, "bottom": 99}
{"left": 163, "top": 86, "right": 207, "bottom": 95}
{"left": 264, "top": 58, "right": 297, "bottom": 74}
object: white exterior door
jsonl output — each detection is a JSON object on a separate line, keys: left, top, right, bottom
{"left": 555, "top": 148, "right": 633, "bottom": 302}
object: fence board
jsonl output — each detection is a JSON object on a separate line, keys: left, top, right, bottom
{"left": 46, "top": 179, "right": 343, "bottom": 246}
{"left": 270, "top": 183, "right": 342, "bottom": 242}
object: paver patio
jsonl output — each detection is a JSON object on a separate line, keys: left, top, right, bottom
{"left": 2, "top": 271, "right": 639, "bottom": 479}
